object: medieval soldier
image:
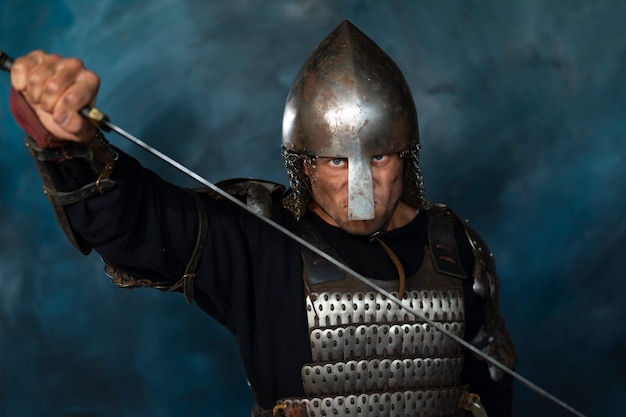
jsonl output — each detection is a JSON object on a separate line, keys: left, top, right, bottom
{"left": 7, "top": 21, "right": 515, "bottom": 416}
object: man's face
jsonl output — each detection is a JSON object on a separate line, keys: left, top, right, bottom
{"left": 303, "top": 153, "right": 405, "bottom": 236}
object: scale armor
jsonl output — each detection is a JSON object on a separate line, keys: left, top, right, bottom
{"left": 271, "top": 209, "right": 472, "bottom": 416}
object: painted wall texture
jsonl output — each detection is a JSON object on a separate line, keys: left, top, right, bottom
{"left": 1, "top": 1, "right": 624, "bottom": 416}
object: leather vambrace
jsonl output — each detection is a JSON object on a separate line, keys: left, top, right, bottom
{"left": 24, "top": 131, "right": 118, "bottom": 255}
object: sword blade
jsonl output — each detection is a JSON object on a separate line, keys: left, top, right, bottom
{"left": 1, "top": 49, "right": 587, "bottom": 417}
{"left": 103, "top": 118, "right": 587, "bottom": 417}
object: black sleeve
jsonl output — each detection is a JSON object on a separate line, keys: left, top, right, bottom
{"left": 46, "top": 149, "right": 200, "bottom": 284}
{"left": 43, "top": 148, "right": 313, "bottom": 408}
{"left": 461, "top": 356, "right": 514, "bottom": 417}
{"left": 455, "top": 221, "right": 514, "bottom": 417}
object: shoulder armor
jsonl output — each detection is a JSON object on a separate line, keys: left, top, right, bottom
{"left": 424, "top": 204, "right": 467, "bottom": 279}
{"left": 427, "top": 204, "right": 496, "bottom": 273}
{"left": 429, "top": 204, "right": 516, "bottom": 380}
{"left": 460, "top": 216, "right": 497, "bottom": 275}
{"left": 194, "top": 178, "right": 285, "bottom": 218}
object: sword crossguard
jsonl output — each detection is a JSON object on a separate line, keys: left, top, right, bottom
{"left": 80, "top": 106, "right": 111, "bottom": 132}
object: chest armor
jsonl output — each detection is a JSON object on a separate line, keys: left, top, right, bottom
{"left": 277, "top": 212, "right": 468, "bottom": 417}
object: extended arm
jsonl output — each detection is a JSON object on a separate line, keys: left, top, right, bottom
{"left": 8, "top": 51, "right": 205, "bottom": 298}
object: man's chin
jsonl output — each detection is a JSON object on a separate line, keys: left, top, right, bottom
{"left": 338, "top": 219, "right": 384, "bottom": 237}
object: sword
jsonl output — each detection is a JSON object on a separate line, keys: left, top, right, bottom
{"left": 0, "top": 50, "right": 587, "bottom": 417}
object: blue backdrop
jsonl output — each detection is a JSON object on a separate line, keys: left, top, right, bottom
{"left": 1, "top": 1, "right": 624, "bottom": 416}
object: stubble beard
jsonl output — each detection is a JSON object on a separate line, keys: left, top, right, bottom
{"left": 313, "top": 197, "right": 399, "bottom": 237}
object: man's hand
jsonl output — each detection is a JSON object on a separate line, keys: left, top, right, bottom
{"left": 11, "top": 50, "right": 100, "bottom": 143}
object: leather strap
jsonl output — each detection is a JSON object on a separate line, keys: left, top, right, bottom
{"left": 426, "top": 208, "right": 467, "bottom": 279}
{"left": 43, "top": 179, "right": 115, "bottom": 206}
{"left": 167, "top": 190, "right": 208, "bottom": 304}
{"left": 182, "top": 190, "right": 209, "bottom": 304}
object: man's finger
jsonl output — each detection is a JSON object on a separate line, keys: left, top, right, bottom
{"left": 10, "top": 50, "right": 47, "bottom": 91}
{"left": 39, "top": 57, "right": 88, "bottom": 112}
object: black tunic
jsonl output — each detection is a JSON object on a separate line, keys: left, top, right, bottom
{"left": 45, "top": 148, "right": 513, "bottom": 416}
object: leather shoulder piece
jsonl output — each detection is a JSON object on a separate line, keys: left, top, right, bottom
{"left": 460, "top": 216, "right": 497, "bottom": 277}
{"left": 298, "top": 217, "right": 347, "bottom": 285}
{"left": 194, "top": 178, "right": 285, "bottom": 218}
{"left": 425, "top": 204, "right": 467, "bottom": 279}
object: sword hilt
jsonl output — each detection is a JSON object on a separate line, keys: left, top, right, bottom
{"left": 0, "top": 50, "right": 111, "bottom": 131}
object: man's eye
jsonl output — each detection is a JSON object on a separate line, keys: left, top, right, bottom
{"left": 372, "top": 155, "right": 386, "bottom": 162}
{"left": 330, "top": 158, "right": 345, "bottom": 166}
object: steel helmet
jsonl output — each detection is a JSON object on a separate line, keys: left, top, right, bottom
{"left": 281, "top": 20, "right": 429, "bottom": 220}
